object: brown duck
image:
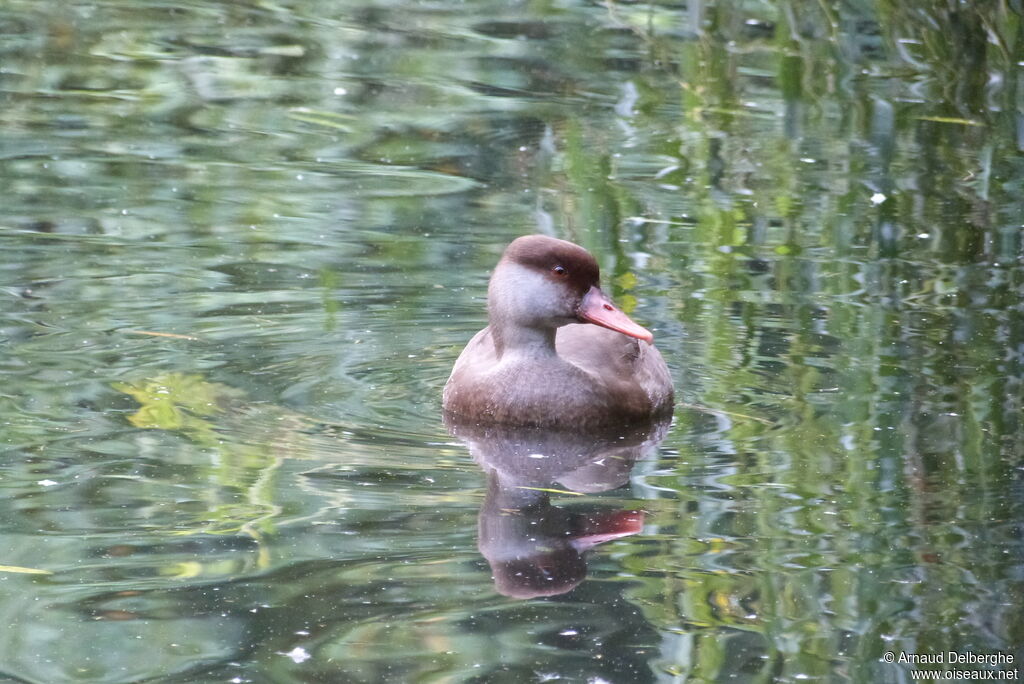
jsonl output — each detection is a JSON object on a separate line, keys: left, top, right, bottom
{"left": 443, "top": 235, "right": 673, "bottom": 427}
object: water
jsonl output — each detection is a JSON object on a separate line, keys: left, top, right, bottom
{"left": 1, "top": 1, "right": 1021, "bottom": 682}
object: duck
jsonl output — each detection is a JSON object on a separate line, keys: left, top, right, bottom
{"left": 442, "top": 235, "right": 673, "bottom": 427}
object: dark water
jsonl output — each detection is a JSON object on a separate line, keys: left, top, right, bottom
{"left": 1, "top": 1, "right": 1022, "bottom": 682}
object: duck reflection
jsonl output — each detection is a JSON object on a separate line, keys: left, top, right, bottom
{"left": 446, "top": 416, "right": 669, "bottom": 598}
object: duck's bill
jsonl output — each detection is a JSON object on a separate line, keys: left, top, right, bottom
{"left": 577, "top": 287, "right": 654, "bottom": 343}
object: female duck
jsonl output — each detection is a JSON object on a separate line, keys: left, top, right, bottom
{"left": 442, "top": 235, "right": 673, "bottom": 427}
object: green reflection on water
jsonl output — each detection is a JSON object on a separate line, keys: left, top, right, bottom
{"left": 0, "top": 0, "right": 1021, "bottom": 682}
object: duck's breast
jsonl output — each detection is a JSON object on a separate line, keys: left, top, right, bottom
{"left": 443, "top": 324, "right": 673, "bottom": 426}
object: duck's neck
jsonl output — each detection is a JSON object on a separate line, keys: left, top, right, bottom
{"left": 490, "top": 318, "right": 558, "bottom": 360}
{"left": 487, "top": 263, "right": 564, "bottom": 360}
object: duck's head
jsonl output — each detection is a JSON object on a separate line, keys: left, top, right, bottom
{"left": 487, "top": 235, "right": 653, "bottom": 343}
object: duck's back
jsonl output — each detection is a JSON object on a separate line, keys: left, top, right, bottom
{"left": 556, "top": 323, "right": 673, "bottom": 411}
{"left": 442, "top": 324, "right": 673, "bottom": 427}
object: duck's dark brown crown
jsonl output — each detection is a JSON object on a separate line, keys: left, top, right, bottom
{"left": 501, "top": 235, "right": 600, "bottom": 294}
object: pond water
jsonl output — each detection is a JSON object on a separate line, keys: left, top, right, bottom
{"left": 1, "top": 1, "right": 1022, "bottom": 682}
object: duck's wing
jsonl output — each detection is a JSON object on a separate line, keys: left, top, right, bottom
{"left": 443, "top": 326, "right": 498, "bottom": 412}
{"left": 556, "top": 323, "right": 674, "bottom": 413}
{"left": 449, "top": 326, "right": 498, "bottom": 376}
{"left": 556, "top": 323, "right": 636, "bottom": 373}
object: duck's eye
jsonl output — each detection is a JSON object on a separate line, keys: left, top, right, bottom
{"left": 552, "top": 265, "right": 567, "bottom": 276}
